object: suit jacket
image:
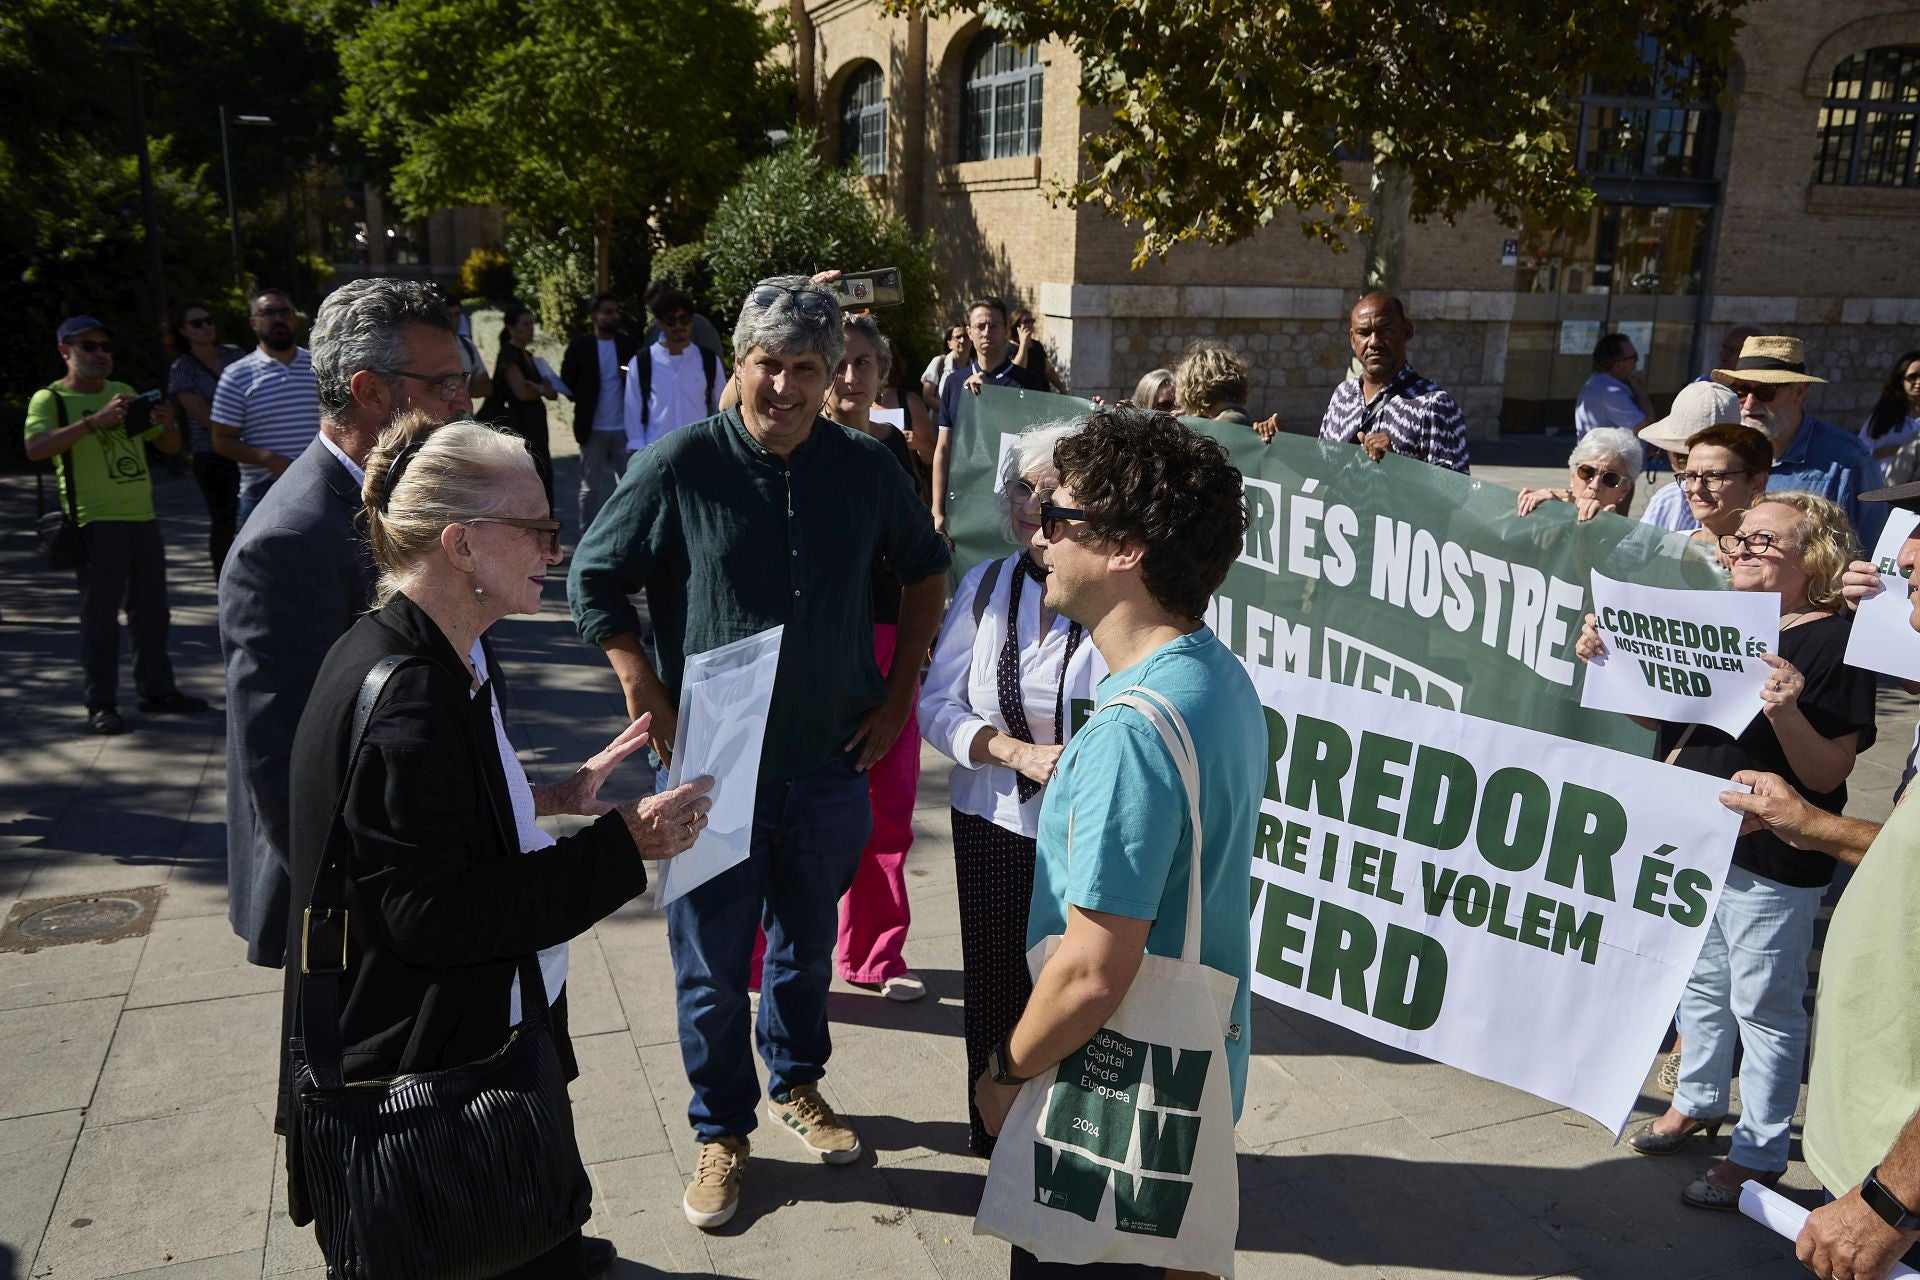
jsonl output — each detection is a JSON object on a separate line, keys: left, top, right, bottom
{"left": 277, "top": 596, "right": 646, "bottom": 1198}
{"left": 220, "top": 436, "right": 380, "bottom": 967}
{"left": 559, "top": 331, "right": 641, "bottom": 446}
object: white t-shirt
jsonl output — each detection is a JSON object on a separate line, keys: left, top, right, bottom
{"left": 591, "top": 338, "right": 623, "bottom": 432}
{"left": 624, "top": 341, "right": 712, "bottom": 450}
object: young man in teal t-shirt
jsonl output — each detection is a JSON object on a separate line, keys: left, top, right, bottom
{"left": 972, "top": 407, "right": 1264, "bottom": 1279}
{"left": 24, "top": 315, "right": 205, "bottom": 735}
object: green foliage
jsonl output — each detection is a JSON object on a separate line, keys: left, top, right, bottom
{"left": 507, "top": 225, "right": 595, "bottom": 337}
{"left": 338, "top": 0, "right": 793, "bottom": 284}
{"left": 887, "top": 0, "right": 1745, "bottom": 266}
{"left": 703, "top": 132, "right": 941, "bottom": 355}
{"left": 649, "top": 241, "right": 713, "bottom": 311}
{"left": 457, "top": 246, "right": 517, "bottom": 302}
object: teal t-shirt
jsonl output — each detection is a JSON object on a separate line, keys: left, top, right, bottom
{"left": 1027, "top": 625, "right": 1266, "bottom": 1117}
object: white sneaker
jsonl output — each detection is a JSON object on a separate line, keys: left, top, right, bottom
{"left": 880, "top": 973, "right": 926, "bottom": 1002}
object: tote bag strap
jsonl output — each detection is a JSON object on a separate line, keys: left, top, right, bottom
{"left": 1098, "top": 684, "right": 1205, "bottom": 966}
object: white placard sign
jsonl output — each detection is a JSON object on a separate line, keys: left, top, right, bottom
{"left": 652, "top": 626, "right": 783, "bottom": 908}
{"left": 1739, "top": 1182, "right": 1920, "bottom": 1278}
{"left": 1844, "top": 507, "right": 1920, "bottom": 681}
{"left": 1579, "top": 572, "right": 1779, "bottom": 737}
{"left": 1246, "top": 667, "right": 1742, "bottom": 1135}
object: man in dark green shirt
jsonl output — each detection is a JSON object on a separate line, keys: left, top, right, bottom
{"left": 569, "top": 275, "right": 949, "bottom": 1231}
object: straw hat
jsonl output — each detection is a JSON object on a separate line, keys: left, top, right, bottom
{"left": 1711, "top": 335, "right": 1827, "bottom": 386}
{"left": 1640, "top": 381, "right": 1743, "bottom": 452}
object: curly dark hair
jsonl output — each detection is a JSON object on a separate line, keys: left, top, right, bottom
{"left": 1052, "top": 406, "right": 1248, "bottom": 619}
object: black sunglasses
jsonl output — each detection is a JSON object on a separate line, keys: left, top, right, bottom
{"left": 466, "top": 516, "right": 563, "bottom": 557}
{"left": 1039, "top": 502, "right": 1092, "bottom": 542}
{"left": 67, "top": 339, "right": 112, "bottom": 353}
{"left": 1575, "top": 463, "right": 1630, "bottom": 490}
{"left": 1724, "top": 380, "right": 1781, "bottom": 403}
{"left": 749, "top": 282, "right": 836, "bottom": 321}
{"left": 183, "top": 316, "right": 214, "bottom": 329}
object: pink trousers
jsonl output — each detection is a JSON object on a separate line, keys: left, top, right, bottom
{"left": 751, "top": 624, "right": 919, "bottom": 986}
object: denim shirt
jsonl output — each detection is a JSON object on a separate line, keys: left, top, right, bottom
{"left": 568, "top": 409, "right": 950, "bottom": 784}
{"left": 1772, "top": 415, "right": 1886, "bottom": 549}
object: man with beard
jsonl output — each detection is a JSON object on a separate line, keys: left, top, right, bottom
{"left": 559, "top": 291, "right": 640, "bottom": 533}
{"left": 25, "top": 315, "right": 206, "bottom": 735}
{"left": 219, "top": 279, "right": 471, "bottom": 970}
{"left": 1317, "top": 292, "right": 1471, "bottom": 472}
{"left": 211, "top": 287, "right": 321, "bottom": 520}
{"left": 1712, "top": 333, "right": 1885, "bottom": 547}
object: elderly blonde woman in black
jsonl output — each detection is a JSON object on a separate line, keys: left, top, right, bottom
{"left": 278, "top": 411, "right": 713, "bottom": 1278}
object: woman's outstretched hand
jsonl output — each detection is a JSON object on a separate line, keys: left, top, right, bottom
{"left": 539, "top": 715, "right": 657, "bottom": 817}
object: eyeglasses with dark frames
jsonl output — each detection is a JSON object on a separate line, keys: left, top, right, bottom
{"left": 1039, "top": 502, "right": 1092, "bottom": 542}
{"left": 1574, "top": 463, "right": 1630, "bottom": 490}
{"left": 465, "top": 516, "right": 563, "bottom": 557}
{"left": 254, "top": 305, "right": 296, "bottom": 319}
{"left": 1678, "top": 468, "right": 1754, "bottom": 493}
{"left": 748, "top": 282, "right": 837, "bottom": 322}
{"left": 371, "top": 368, "right": 470, "bottom": 402}
{"left": 1724, "top": 380, "right": 1781, "bottom": 403}
{"left": 183, "top": 316, "right": 214, "bottom": 329}
{"left": 1717, "top": 529, "right": 1795, "bottom": 557}
{"left": 67, "top": 339, "right": 112, "bottom": 354}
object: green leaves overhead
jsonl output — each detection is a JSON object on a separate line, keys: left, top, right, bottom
{"left": 887, "top": 0, "right": 1744, "bottom": 266}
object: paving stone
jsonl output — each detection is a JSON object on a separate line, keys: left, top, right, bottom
{"left": 1233, "top": 1003, "right": 1401, "bottom": 1149}
{"left": 263, "top": 1138, "right": 325, "bottom": 1277}
{"left": 89, "top": 991, "right": 280, "bottom": 1127}
{"left": 106, "top": 1248, "right": 266, "bottom": 1278}
{"left": 34, "top": 1106, "right": 275, "bottom": 1280}
{"left": 0, "top": 931, "right": 143, "bottom": 1012}
{"left": 599, "top": 906, "right": 687, "bottom": 1049}
{"left": 565, "top": 930, "right": 627, "bottom": 1036}
{"left": 0, "top": 1109, "right": 83, "bottom": 1275}
{"left": 583, "top": 1152, "right": 723, "bottom": 1275}
{"left": 0, "top": 995, "right": 120, "bottom": 1120}
{"left": 150, "top": 869, "right": 236, "bottom": 924}
{"left": 124, "top": 914, "right": 279, "bottom": 1009}
{"left": 572, "top": 1029, "right": 673, "bottom": 1166}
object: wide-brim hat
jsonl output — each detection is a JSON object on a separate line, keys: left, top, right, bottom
{"left": 1640, "top": 380, "right": 1744, "bottom": 452}
{"left": 1861, "top": 480, "right": 1920, "bottom": 511}
{"left": 1711, "top": 335, "right": 1826, "bottom": 386}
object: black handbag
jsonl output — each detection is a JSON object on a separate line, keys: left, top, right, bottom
{"left": 287, "top": 655, "right": 591, "bottom": 1280}
{"left": 34, "top": 389, "right": 87, "bottom": 572}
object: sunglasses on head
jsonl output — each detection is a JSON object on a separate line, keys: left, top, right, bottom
{"left": 68, "top": 339, "right": 112, "bottom": 353}
{"left": 1575, "top": 463, "right": 1629, "bottom": 489}
{"left": 749, "top": 283, "right": 836, "bottom": 322}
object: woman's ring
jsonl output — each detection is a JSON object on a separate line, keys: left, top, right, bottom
{"left": 683, "top": 820, "right": 696, "bottom": 839}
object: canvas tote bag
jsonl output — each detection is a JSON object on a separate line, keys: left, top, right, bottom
{"left": 974, "top": 684, "right": 1242, "bottom": 1277}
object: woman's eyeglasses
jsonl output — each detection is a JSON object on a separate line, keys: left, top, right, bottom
{"left": 1039, "top": 502, "right": 1091, "bottom": 542}
{"left": 1678, "top": 468, "right": 1754, "bottom": 493}
{"left": 1717, "top": 530, "right": 1794, "bottom": 556}
{"left": 1007, "top": 479, "right": 1047, "bottom": 505}
{"left": 184, "top": 316, "right": 214, "bottom": 329}
{"left": 372, "top": 368, "right": 469, "bottom": 402}
{"left": 465, "top": 516, "right": 563, "bottom": 557}
{"left": 749, "top": 283, "right": 837, "bottom": 322}
{"left": 1574, "top": 463, "right": 1630, "bottom": 490}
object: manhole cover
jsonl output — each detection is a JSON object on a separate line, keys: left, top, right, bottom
{"left": 0, "top": 886, "right": 166, "bottom": 953}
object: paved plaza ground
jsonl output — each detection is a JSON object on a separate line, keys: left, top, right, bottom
{"left": 1, "top": 433, "right": 1909, "bottom": 1280}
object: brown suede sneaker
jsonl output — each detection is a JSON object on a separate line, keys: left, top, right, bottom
{"left": 767, "top": 1083, "right": 862, "bottom": 1164}
{"left": 682, "top": 1134, "right": 749, "bottom": 1229}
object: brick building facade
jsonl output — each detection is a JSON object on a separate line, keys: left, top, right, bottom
{"left": 792, "top": 0, "right": 1920, "bottom": 440}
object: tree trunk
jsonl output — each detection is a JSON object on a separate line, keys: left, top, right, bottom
{"left": 594, "top": 202, "right": 612, "bottom": 293}
{"left": 1363, "top": 159, "right": 1412, "bottom": 297}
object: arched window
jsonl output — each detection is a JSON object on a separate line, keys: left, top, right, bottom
{"left": 960, "top": 32, "right": 1042, "bottom": 162}
{"left": 837, "top": 63, "right": 886, "bottom": 176}
{"left": 1816, "top": 47, "right": 1920, "bottom": 186}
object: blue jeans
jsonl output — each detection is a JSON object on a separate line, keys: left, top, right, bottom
{"left": 667, "top": 751, "right": 873, "bottom": 1141}
{"left": 1674, "top": 865, "right": 1824, "bottom": 1171}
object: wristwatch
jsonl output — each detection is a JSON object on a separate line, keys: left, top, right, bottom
{"left": 987, "top": 1038, "right": 1030, "bottom": 1086}
{"left": 1863, "top": 1166, "right": 1920, "bottom": 1231}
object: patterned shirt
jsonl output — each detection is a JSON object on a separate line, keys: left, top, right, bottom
{"left": 210, "top": 347, "right": 320, "bottom": 500}
{"left": 167, "top": 345, "right": 245, "bottom": 454}
{"left": 1318, "top": 363, "right": 1470, "bottom": 473}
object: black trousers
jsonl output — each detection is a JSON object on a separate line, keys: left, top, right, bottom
{"left": 953, "top": 807, "right": 1038, "bottom": 1155}
{"left": 190, "top": 450, "right": 240, "bottom": 576}
{"left": 77, "top": 520, "right": 175, "bottom": 710}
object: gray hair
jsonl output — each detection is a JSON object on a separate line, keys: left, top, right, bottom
{"left": 361, "top": 412, "right": 534, "bottom": 608}
{"left": 1568, "top": 427, "right": 1645, "bottom": 483}
{"left": 1131, "top": 368, "right": 1175, "bottom": 410}
{"left": 311, "top": 278, "right": 453, "bottom": 419}
{"left": 732, "top": 274, "right": 844, "bottom": 369}
{"left": 997, "top": 419, "right": 1083, "bottom": 544}
{"left": 842, "top": 313, "right": 892, "bottom": 383}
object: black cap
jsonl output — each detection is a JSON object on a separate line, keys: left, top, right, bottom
{"left": 1861, "top": 480, "right": 1920, "bottom": 511}
{"left": 56, "top": 315, "right": 109, "bottom": 342}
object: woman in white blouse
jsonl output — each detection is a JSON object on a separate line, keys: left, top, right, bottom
{"left": 918, "top": 420, "right": 1106, "bottom": 1155}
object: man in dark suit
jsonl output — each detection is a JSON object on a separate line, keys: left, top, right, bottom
{"left": 558, "top": 292, "right": 641, "bottom": 534}
{"left": 220, "top": 278, "right": 470, "bottom": 969}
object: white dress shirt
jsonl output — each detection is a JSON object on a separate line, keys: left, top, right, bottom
{"left": 623, "top": 340, "right": 712, "bottom": 450}
{"left": 919, "top": 554, "right": 1108, "bottom": 838}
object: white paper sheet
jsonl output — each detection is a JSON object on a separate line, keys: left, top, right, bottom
{"left": 534, "top": 354, "right": 571, "bottom": 399}
{"left": 1845, "top": 508, "right": 1920, "bottom": 681}
{"left": 1580, "top": 571, "right": 1778, "bottom": 737}
{"left": 651, "top": 626, "right": 783, "bottom": 908}
{"left": 1739, "top": 1180, "right": 1920, "bottom": 1277}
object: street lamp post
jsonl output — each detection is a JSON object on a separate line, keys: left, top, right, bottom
{"left": 218, "top": 108, "right": 274, "bottom": 289}
{"left": 103, "top": 34, "right": 166, "bottom": 372}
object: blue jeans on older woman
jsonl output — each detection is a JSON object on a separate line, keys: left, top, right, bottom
{"left": 1673, "top": 865, "right": 1825, "bottom": 1172}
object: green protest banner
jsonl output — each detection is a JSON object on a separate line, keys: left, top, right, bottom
{"left": 947, "top": 388, "right": 1726, "bottom": 753}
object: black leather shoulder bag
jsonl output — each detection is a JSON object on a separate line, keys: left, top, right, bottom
{"left": 287, "top": 654, "right": 591, "bottom": 1280}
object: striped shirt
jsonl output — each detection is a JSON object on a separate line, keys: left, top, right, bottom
{"left": 211, "top": 347, "right": 320, "bottom": 499}
{"left": 1318, "top": 362, "right": 1471, "bottom": 473}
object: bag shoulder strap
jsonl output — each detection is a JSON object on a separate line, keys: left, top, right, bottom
{"left": 971, "top": 556, "right": 1008, "bottom": 628}
{"left": 44, "top": 384, "right": 79, "bottom": 517}
{"left": 635, "top": 350, "right": 652, "bottom": 426}
{"left": 1098, "top": 684, "right": 1206, "bottom": 966}
{"left": 700, "top": 345, "right": 718, "bottom": 411}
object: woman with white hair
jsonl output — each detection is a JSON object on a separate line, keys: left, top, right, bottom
{"left": 1516, "top": 425, "right": 1644, "bottom": 521}
{"left": 919, "top": 419, "right": 1108, "bottom": 1155}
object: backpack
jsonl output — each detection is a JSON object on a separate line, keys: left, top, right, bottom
{"left": 633, "top": 345, "right": 720, "bottom": 426}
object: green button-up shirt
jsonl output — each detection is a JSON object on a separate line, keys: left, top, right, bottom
{"left": 568, "top": 409, "right": 950, "bottom": 784}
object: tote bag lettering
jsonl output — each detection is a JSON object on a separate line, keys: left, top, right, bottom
{"left": 974, "top": 686, "right": 1241, "bottom": 1277}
